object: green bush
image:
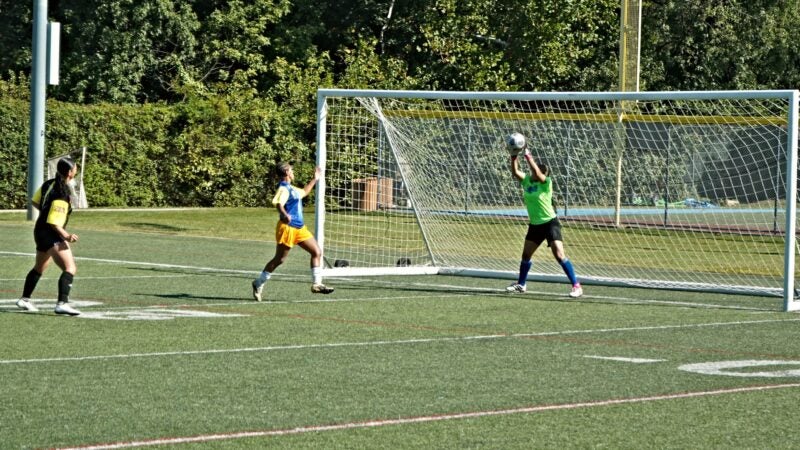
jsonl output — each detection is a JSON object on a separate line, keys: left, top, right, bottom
{"left": 1, "top": 87, "right": 308, "bottom": 208}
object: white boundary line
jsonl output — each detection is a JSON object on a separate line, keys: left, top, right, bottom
{"left": 0, "top": 250, "right": 781, "bottom": 312}
{"left": 0, "top": 251, "right": 256, "bottom": 274}
{"left": 3, "top": 317, "right": 798, "bottom": 365}
{"left": 56, "top": 383, "right": 800, "bottom": 450}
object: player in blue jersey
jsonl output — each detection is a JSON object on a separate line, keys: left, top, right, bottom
{"left": 507, "top": 143, "right": 582, "bottom": 298}
{"left": 17, "top": 157, "right": 82, "bottom": 315}
{"left": 251, "top": 163, "right": 334, "bottom": 300}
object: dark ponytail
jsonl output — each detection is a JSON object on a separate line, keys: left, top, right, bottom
{"left": 54, "top": 157, "right": 76, "bottom": 198}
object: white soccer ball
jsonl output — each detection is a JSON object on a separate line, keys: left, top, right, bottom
{"left": 506, "top": 132, "right": 526, "bottom": 154}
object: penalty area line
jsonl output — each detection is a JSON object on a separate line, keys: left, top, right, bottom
{"left": 56, "top": 383, "right": 800, "bottom": 450}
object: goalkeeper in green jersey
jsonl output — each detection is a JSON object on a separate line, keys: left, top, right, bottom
{"left": 507, "top": 143, "right": 583, "bottom": 298}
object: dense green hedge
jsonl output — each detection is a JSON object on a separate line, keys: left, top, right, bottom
{"left": 2, "top": 90, "right": 319, "bottom": 208}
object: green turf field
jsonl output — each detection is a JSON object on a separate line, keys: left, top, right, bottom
{"left": 1, "top": 208, "right": 799, "bottom": 449}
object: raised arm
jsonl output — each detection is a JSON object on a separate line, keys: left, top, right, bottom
{"left": 523, "top": 151, "right": 547, "bottom": 183}
{"left": 302, "top": 166, "right": 322, "bottom": 195}
{"left": 510, "top": 154, "right": 525, "bottom": 181}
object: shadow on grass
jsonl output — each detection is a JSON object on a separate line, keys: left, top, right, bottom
{"left": 114, "top": 267, "right": 776, "bottom": 311}
{"left": 120, "top": 222, "right": 189, "bottom": 233}
{"left": 140, "top": 292, "right": 247, "bottom": 301}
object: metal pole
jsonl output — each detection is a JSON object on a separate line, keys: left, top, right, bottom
{"left": 564, "top": 124, "right": 571, "bottom": 217}
{"left": 773, "top": 134, "right": 780, "bottom": 233}
{"left": 27, "top": 0, "right": 47, "bottom": 221}
{"left": 314, "top": 92, "right": 328, "bottom": 266}
{"left": 464, "top": 121, "right": 471, "bottom": 213}
{"left": 664, "top": 146, "right": 670, "bottom": 227}
{"left": 782, "top": 90, "right": 799, "bottom": 311}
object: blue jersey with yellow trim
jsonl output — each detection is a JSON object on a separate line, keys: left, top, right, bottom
{"left": 272, "top": 181, "right": 306, "bottom": 228}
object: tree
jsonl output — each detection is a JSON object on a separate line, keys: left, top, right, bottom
{"left": 191, "top": 0, "right": 292, "bottom": 94}
{"left": 379, "top": 0, "right": 619, "bottom": 92}
{"left": 0, "top": 2, "right": 32, "bottom": 77}
{"left": 640, "top": 0, "right": 800, "bottom": 91}
{"left": 54, "top": 0, "right": 200, "bottom": 103}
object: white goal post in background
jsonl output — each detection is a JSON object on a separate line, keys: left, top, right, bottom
{"left": 315, "top": 89, "right": 799, "bottom": 311}
{"left": 47, "top": 146, "right": 88, "bottom": 209}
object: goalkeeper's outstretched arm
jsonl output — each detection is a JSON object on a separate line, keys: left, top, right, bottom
{"left": 522, "top": 150, "right": 547, "bottom": 183}
{"left": 510, "top": 154, "right": 525, "bottom": 181}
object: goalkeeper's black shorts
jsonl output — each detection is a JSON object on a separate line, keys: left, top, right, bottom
{"left": 524, "top": 217, "right": 563, "bottom": 247}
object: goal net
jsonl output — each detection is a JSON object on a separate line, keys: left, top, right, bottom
{"left": 47, "top": 147, "right": 88, "bottom": 209}
{"left": 315, "top": 90, "right": 799, "bottom": 311}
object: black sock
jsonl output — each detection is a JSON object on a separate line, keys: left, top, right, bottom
{"left": 58, "top": 272, "right": 74, "bottom": 303}
{"left": 22, "top": 269, "right": 42, "bottom": 298}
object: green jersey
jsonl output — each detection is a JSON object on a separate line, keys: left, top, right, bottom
{"left": 521, "top": 175, "right": 556, "bottom": 225}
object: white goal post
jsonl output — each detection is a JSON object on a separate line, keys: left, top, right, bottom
{"left": 315, "top": 89, "right": 799, "bottom": 311}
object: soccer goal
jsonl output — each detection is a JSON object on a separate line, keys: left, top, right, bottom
{"left": 47, "top": 146, "right": 88, "bottom": 209}
{"left": 315, "top": 89, "right": 799, "bottom": 311}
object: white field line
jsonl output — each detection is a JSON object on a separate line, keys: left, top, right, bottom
{"left": 0, "top": 251, "right": 256, "bottom": 275}
{"left": 0, "top": 222, "right": 268, "bottom": 244}
{"left": 2, "top": 317, "right": 799, "bottom": 365}
{"left": 55, "top": 382, "right": 800, "bottom": 450}
{"left": 0, "top": 251, "right": 779, "bottom": 312}
{"left": 0, "top": 274, "right": 197, "bottom": 282}
{"left": 0, "top": 207, "right": 208, "bottom": 213}
{"left": 584, "top": 355, "right": 667, "bottom": 363}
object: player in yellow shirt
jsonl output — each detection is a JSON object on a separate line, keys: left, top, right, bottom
{"left": 17, "top": 157, "right": 82, "bottom": 315}
{"left": 251, "top": 163, "right": 334, "bottom": 301}
{"left": 507, "top": 143, "right": 582, "bottom": 298}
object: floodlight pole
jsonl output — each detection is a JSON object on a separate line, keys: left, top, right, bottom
{"left": 27, "top": 0, "right": 47, "bottom": 221}
{"left": 614, "top": 0, "right": 643, "bottom": 227}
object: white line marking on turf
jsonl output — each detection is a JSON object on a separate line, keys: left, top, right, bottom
{"left": 321, "top": 277, "right": 779, "bottom": 312}
{"left": 583, "top": 355, "right": 667, "bottom": 363}
{"left": 0, "top": 251, "right": 781, "bottom": 311}
{"left": 0, "top": 274, "right": 196, "bottom": 282}
{"left": 54, "top": 383, "right": 800, "bottom": 450}
{"left": 2, "top": 317, "right": 798, "bottom": 365}
{"left": 0, "top": 251, "right": 255, "bottom": 274}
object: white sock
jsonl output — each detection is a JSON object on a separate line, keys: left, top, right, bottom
{"left": 312, "top": 267, "right": 322, "bottom": 285}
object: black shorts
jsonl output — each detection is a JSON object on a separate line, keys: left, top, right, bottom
{"left": 525, "top": 217, "right": 563, "bottom": 246}
{"left": 34, "top": 227, "right": 64, "bottom": 252}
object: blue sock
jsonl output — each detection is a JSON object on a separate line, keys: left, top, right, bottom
{"left": 558, "top": 258, "right": 578, "bottom": 286}
{"left": 518, "top": 260, "right": 532, "bottom": 285}
{"left": 255, "top": 271, "right": 271, "bottom": 287}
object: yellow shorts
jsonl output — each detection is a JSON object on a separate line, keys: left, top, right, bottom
{"left": 275, "top": 222, "right": 313, "bottom": 248}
